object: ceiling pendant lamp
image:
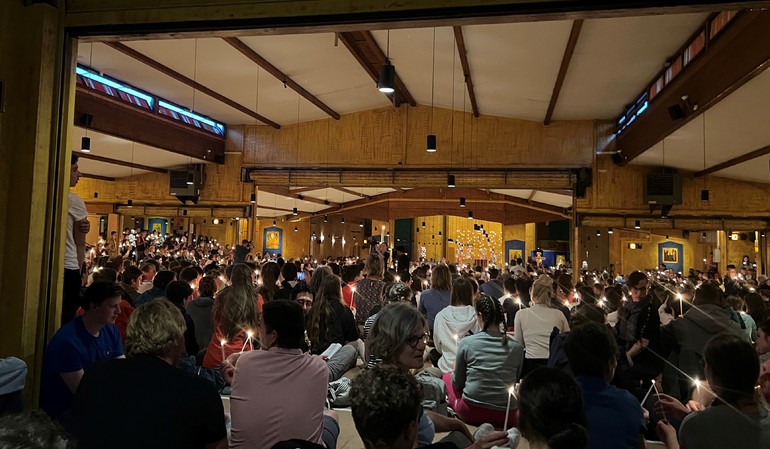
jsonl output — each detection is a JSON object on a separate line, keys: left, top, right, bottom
{"left": 127, "top": 199, "right": 133, "bottom": 208}
{"left": 460, "top": 197, "right": 466, "bottom": 207}
{"left": 427, "top": 134, "right": 437, "bottom": 153}
{"left": 273, "top": 219, "right": 277, "bottom": 226}
{"left": 341, "top": 217, "right": 345, "bottom": 224}
{"left": 608, "top": 228, "right": 614, "bottom": 235}
{"left": 378, "top": 63, "right": 395, "bottom": 94}
{"left": 634, "top": 220, "right": 641, "bottom": 230}
{"left": 422, "top": 221, "right": 426, "bottom": 227}
{"left": 292, "top": 207, "right": 298, "bottom": 216}
{"left": 323, "top": 215, "right": 328, "bottom": 223}
{"left": 467, "top": 211, "right": 473, "bottom": 219}
{"left": 250, "top": 193, "right": 256, "bottom": 204}
{"left": 378, "top": 30, "right": 395, "bottom": 94}
{"left": 294, "top": 226, "right": 298, "bottom": 232}
{"left": 186, "top": 171, "right": 194, "bottom": 185}
{"left": 80, "top": 136, "right": 91, "bottom": 153}
{"left": 448, "top": 174, "right": 455, "bottom": 188}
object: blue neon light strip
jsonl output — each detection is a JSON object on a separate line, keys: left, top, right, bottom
{"left": 76, "top": 67, "right": 154, "bottom": 107}
{"left": 158, "top": 100, "right": 225, "bottom": 134}
{"left": 636, "top": 101, "right": 648, "bottom": 116}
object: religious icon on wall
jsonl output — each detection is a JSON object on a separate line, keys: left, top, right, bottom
{"left": 152, "top": 223, "right": 162, "bottom": 234}
{"left": 534, "top": 251, "right": 545, "bottom": 267}
{"left": 663, "top": 247, "right": 679, "bottom": 264}
{"left": 265, "top": 231, "right": 280, "bottom": 250}
{"left": 509, "top": 249, "right": 523, "bottom": 263}
{"left": 556, "top": 255, "right": 567, "bottom": 267}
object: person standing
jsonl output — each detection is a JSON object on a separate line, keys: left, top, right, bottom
{"left": 62, "top": 154, "right": 90, "bottom": 325}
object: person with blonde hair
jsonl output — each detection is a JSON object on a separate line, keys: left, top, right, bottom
{"left": 355, "top": 254, "right": 386, "bottom": 325}
{"left": 73, "top": 299, "right": 226, "bottom": 449}
{"left": 202, "top": 263, "right": 260, "bottom": 368}
{"left": 513, "top": 274, "right": 569, "bottom": 376}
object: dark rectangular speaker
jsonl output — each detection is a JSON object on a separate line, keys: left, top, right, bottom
{"left": 644, "top": 173, "right": 682, "bottom": 205}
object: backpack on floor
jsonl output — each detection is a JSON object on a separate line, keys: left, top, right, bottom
{"left": 415, "top": 371, "right": 448, "bottom": 416}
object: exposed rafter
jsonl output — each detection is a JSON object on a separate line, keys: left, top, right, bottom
{"left": 257, "top": 185, "right": 342, "bottom": 207}
{"left": 527, "top": 190, "right": 538, "bottom": 203}
{"left": 617, "top": 11, "right": 770, "bottom": 165}
{"left": 335, "top": 187, "right": 371, "bottom": 199}
{"left": 695, "top": 143, "right": 770, "bottom": 177}
{"left": 544, "top": 19, "right": 583, "bottom": 125}
{"left": 103, "top": 42, "right": 281, "bottom": 129}
{"left": 75, "top": 88, "right": 225, "bottom": 162}
{"left": 452, "top": 26, "right": 479, "bottom": 118}
{"left": 337, "top": 31, "right": 417, "bottom": 107}
{"left": 78, "top": 152, "right": 168, "bottom": 174}
{"left": 223, "top": 37, "right": 340, "bottom": 120}
{"left": 81, "top": 173, "right": 116, "bottom": 182}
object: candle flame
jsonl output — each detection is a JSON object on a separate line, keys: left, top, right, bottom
{"left": 508, "top": 386, "right": 515, "bottom": 395}
{"left": 220, "top": 339, "right": 227, "bottom": 346}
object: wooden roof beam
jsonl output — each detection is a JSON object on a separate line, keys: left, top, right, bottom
{"left": 453, "top": 26, "right": 480, "bottom": 118}
{"left": 695, "top": 143, "right": 770, "bottom": 177}
{"left": 544, "top": 19, "right": 583, "bottom": 125}
{"left": 223, "top": 37, "right": 340, "bottom": 120}
{"left": 257, "top": 185, "right": 342, "bottom": 207}
{"left": 335, "top": 187, "right": 371, "bottom": 199}
{"left": 104, "top": 42, "right": 281, "bottom": 129}
{"left": 337, "top": 31, "right": 417, "bottom": 107}
{"left": 78, "top": 152, "right": 168, "bottom": 174}
{"left": 81, "top": 173, "right": 116, "bottom": 182}
{"left": 616, "top": 11, "right": 770, "bottom": 165}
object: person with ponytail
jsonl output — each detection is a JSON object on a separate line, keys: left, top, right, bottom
{"left": 518, "top": 367, "right": 589, "bottom": 449}
{"left": 444, "top": 295, "right": 525, "bottom": 428}
{"left": 514, "top": 275, "right": 570, "bottom": 376}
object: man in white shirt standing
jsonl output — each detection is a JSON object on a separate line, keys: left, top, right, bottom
{"left": 62, "top": 154, "right": 90, "bottom": 325}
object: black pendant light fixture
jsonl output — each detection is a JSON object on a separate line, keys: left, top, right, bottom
{"left": 467, "top": 211, "right": 473, "bottom": 219}
{"left": 250, "top": 192, "right": 256, "bottom": 204}
{"left": 448, "top": 174, "right": 455, "bottom": 188}
{"left": 460, "top": 197, "right": 466, "bottom": 207}
{"left": 422, "top": 221, "right": 426, "bottom": 227}
{"left": 186, "top": 171, "right": 194, "bottom": 185}
{"left": 292, "top": 207, "right": 298, "bottom": 216}
{"left": 294, "top": 226, "right": 298, "bottom": 232}
{"left": 81, "top": 136, "right": 91, "bottom": 153}
{"left": 127, "top": 200, "right": 133, "bottom": 208}
{"left": 427, "top": 134, "right": 437, "bottom": 153}
{"left": 341, "top": 217, "right": 345, "bottom": 224}
{"left": 273, "top": 219, "right": 277, "bottom": 226}
{"left": 634, "top": 220, "right": 641, "bottom": 230}
{"left": 608, "top": 228, "right": 614, "bottom": 235}
{"left": 323, "top": 215, "right": 328, "bottom": 223}
{"left": 377, "top": 30, "right": 395, "bottom": 94}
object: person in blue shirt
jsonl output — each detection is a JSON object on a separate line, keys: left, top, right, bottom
{"left": 41, "top": 281, "right": 125, "bottom": 419}
{"left": 565, "top": 322, "right": 647, "bottom": 449}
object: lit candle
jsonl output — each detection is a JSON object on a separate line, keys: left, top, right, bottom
{"left": 677, "top": 293, "right": 684, "bottom": 317}
{"left": 651, "top": 380, "right": 666, "bottom": 421}
{"left": 453, "top": 334, "right": 458, "bottom": 343}
{"left": 503, "top": 386, "right": 515, "bottom": 430}
{"left": 640, "top": 381, "right": 655, "bottom": 406}
{"left": 247, "top": 330, "right": 254, "bottom": 351}
{"left": 693, "top": 377, "right": 701, "bottom": 394}
{"left": 220, "top": 339, "right": 227, "bottom": 362}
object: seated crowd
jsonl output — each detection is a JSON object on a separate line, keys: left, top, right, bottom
{"left": 1, "top": 236, "right": 770, "bottom": 449}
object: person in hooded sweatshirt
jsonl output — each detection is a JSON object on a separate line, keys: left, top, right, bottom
{"left": 433, "top": 277, "right": 482, "bottom": 374}
{"left": 660, "top": 282, "right": 749, "bottom": 401}
{"left": 186, "top": 275, "right": 217, "bottom": 352}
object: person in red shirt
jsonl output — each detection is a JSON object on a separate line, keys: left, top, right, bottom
{"left": 341, "top": 264, "right": 363, "bottom": 315}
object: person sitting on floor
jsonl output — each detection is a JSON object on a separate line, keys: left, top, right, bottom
{"left": 445, "top": 295, "right": 524, "bottom": 428}
{"left": 134, "top": 270, "right": 176, "bottom": 307}
{"left": 187, "top": 275, "right": 217, "bottom": 352}
{"left": 306, "top": 274, "right": 360, "bottom": 381}
{"left": 351, "top": 366, "right": 509, "bottom": 449}
{"left": 72, "top": 298, "right": 226, "bottom": 449}
{"left": 165, "top": 280, "right": 199, "bottom": 356}
{"left": 41, "top": 281, "right": 125, "bottom": 419}
{"left": 517, "top": 367, "right": 589, "bottom": 449}
{"left": 226, "top": 300, "right": 340, "bottom": 449}
{"left": 202, "top": 264, "right": 259, "bottom": 369}
{"left": 565, "top": 322, "right": 646, "bottom": 449}
{"left": 367, "top": 303, "right": 477, "bottom": 448}
{"left": 655, "top": 334, "right": 769, "bottom": 449}
{"left": 433, "top": 277, "right": 482, "bottom": 373}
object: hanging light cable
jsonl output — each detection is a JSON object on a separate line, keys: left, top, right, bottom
{"left": 427, "top": 27, "right": 437, "bottom": 153}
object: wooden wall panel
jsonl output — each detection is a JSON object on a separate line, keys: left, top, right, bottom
{"left": 607, "top": 229, "right": 713, "bottom": 275}
{"left": 446, "top": 215, "right": 503, "bottom": 265}
{"left": 580, "top": 156, "right": 770, "bottom": 217}
{"left": 242, "top": 105, "right": 594, "bottom": 169}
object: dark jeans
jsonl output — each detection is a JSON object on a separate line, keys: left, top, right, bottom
{"left": 521, "top": 358, "right": 548, "bottom": 378}
{"left": 62, "top": 268, "right": 82, "bottom": 325}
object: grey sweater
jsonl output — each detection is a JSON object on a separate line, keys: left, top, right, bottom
{"left": 452, "top": 331, "right": 524, "bottom": 410}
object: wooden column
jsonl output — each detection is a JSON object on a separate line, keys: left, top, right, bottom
{"left": 0, "top": 1, "right": 72, "bottom": 406}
